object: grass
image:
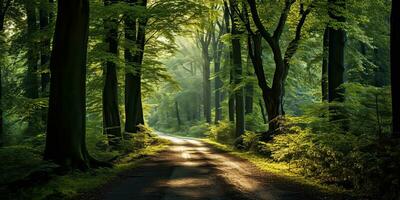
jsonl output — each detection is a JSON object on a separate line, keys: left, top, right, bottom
{"left": 201, "top": 138, "right": 355, "bottom": 197}
{"left": 1, "top": 140, "right": 170, "bottom": 200}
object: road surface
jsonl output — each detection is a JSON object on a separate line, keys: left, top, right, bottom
{"left": 88, "top": 134, "right": 346, "bottom": 200}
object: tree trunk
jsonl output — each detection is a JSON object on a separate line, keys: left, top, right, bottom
{"left": 230, "top": 0, "right": 245, "bottom": 137}
{"left": 327, "top": 0, "right": 346, "bottom": 125}
{"left": 175, "top": 101, "right": 181, "bottom": 128}
{"left": 199, "top": 31, "right": 212, "bottom": 124}
{"left": 391, "top": 0, "right": 400, "bottom": 138}
{"left": 103, "top": 0, "right": 122, "bottom": 146}
{"left": 40, "top": 0, "right": 52, "bottom": 96}
{"left": 322, "top": 28, "right": 329, "bottom": 102}
{"left": 25, "top": 1, "right": 40, "bottom": 135}
{"left": 202, "top": 50, "right": 212, "bottom": 124}
{"left": 245, "top": 54, "right": 254, "bottom": 114}
{"left": 212, "top": 31, "right": 223, "bottom": 124}
{"left": 39, "top": 0, "right": 53, "bottom": 128}
{"left": 258, "top": 98, "right": 267, "bottom": 124}
{"left": 0, "top": 0, "right": 9, "bottom": 146}
{"left": 44, "top": 0, "right": 99, "bottom": 169}
{"left": 124, "top": 0, "right": 147, "bottom": 134}
{"left": 224, "top": 1, "right": 235, "bottom": 123}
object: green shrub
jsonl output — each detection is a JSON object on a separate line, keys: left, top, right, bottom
{"left": 119, "top": 125, "right": 164, "bottom": 154}
{"left": 208, "top": 121, "right": 235, "bottom": 143}
{"left": 241, "top": 131, "right": 261, "bottom": 151}
{"left": 0, "top": 146, "right": 44, "bottom": 185}
{"left": 187, "top": 123, "right": 209, "bottom": 137}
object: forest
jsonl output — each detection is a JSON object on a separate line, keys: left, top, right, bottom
{"left": 0, "top": 0, "right": 399, "bottom": 199}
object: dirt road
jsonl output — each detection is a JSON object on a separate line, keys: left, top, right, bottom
{"left": 96, "top": 134, "right": 346, "bottom": 200}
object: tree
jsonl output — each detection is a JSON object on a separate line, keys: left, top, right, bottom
{"left": 0, "top": 0, "right": 11, "bottom": 147}
{"left": 124, "top": 0, "right": 147, "bottom": 134}
{"left": 391, "top": 0, "right": 399, "bottom": 138}
{"left": 198, "top": 29, "right": 212, "bottom": 124}
{"left": 245, "top": 0, "right": 314, "bottom": 138}
{"left": 40, "top": 0, "right": 53, "bottom": 96}
{"left": 327, "top": 0, "right": 346, "bottom": 104}
{"left": 322, "top": 28, "right": 329, "bottom": 102}
{"left": 44, "top": 0, "right": 101, "bottom": 169}
{"left": 222, "top": 0, "right": 235, "bottom": 122}
{"left": 24, "top": 0, "right": 40, "bottom": 134}
{"left": 229, "top": 0, "right": 245, "bottom": 137}
{"left": 212, "top": 22, "right": 224, "bottom": 124}
{"left": 103, "top": 0, "right": 122, "bottom": 146}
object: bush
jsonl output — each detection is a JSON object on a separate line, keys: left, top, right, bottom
{"left": 187, "top": 123, "right": 209, "bottom": 137}
{"left": 240, "top": 131, "right": 261, "bottom": 151}
{"left": 266, "top": 122, "right": 400, "bottom": 198}
{"left": 208, "top": 121, "right": 235, "bottom": 143}
{"left": 0, "top": 146, "right": 44, "bottom": 185}
{"left": 119, "top": 125, "right": 164, "bottom": 154}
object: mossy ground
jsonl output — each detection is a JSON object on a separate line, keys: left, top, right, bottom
{"left": 0, "top": 141, "right": 170, "bottom": 200}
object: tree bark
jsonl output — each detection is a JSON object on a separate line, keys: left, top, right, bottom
{"left": 175, "top": 101, "right": 181, "bottom": 128}
{"left": 199, "top": 31, "right": 212, "bottom": 124}
{"left": 0, "top": 0, "right": 11, "bottom": 147}
{"left": 224, "top": 0, "right": 235, "bottom": 123}
{"left": 229, "top": 0, "right": 245, "bottom": 137}
{"left": 322, "top": 28, "right": 329, "bottom": 102}
{"left": 124, "top": 0, "right": 147, "bottom": 134}
{"left": 391, "top": 0, "right": 400, "bottom": 138}
{"left": 245, "top": 54, "right": 254, "bottom": 114}
{"left": 259, "top": 98, "right": 267, "bottom": 124}
{"left": 44, "top": 0, "right": 100, "bottom": 169}
{"left": 40, "top": 0, "right": 52, "bottom": 96}
{"left": 103, "top": 0, "right": 122, "bottom": 146}
{"left": 25, "top": 1, "right": 40, "bottom": 135}
{"left": 212, "top": 28, "right": 223, "bottom": 124}
{"left": 327, "top": 0, "right": 346, "bottom": 128}
{"left": 327, "top": 0, "right": 346, "bottom": 104}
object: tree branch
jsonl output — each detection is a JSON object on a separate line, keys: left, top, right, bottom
{"left": 273, "top": 0, "right": 295, "bottom": 40}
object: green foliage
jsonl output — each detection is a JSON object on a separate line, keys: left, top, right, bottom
{"left": 187, "top": 123, "right": 209, "bottom": 138}
{"left": 208, "top": 121, "right": 235, "bottom": 143}
{"left": 0, "top": 145, "right": 44, "bottom": 185}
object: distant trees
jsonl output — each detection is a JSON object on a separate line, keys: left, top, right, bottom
{"left": 391, "top": 0, "right": 399, "bottom": 138}
{"left": 44, "top": 0, "right": 95, "bottom": 169}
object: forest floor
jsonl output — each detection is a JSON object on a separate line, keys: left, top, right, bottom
{"left": 81, "top": 133, "right": 352, "bottom": 200}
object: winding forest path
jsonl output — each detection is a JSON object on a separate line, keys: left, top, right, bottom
{"left": 91, "top": 133, "right": 345, "bottom": 200}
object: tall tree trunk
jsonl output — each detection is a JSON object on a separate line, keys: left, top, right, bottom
{"left": 40, "top": 0, "right": 52, "bottom": 96}
{"left": 230, "top": 0, "right": 245, "bottom": 137}
{"left": 44, "top": 0, "right": 100, "bottom": 169}
{"left": 245, "top": 54, "right": 254, "bottom": 114}
{"left": 25, "top": 1, "right": 40, "bottom": 135}
{"left": 391, "top": 0, "right": 400, "bottom": 138}
{"left": 0, "top": 0, "right": 10, "bottom": 147}
{"left": 202, "top": 48, "right": 212, "bottom": 124}
{"left": 213, "top": 31, "right": 223, "bottom": 124}
{"left": 224, "top": 0, "right": 235, "bottom": 122}
{"left": 327, "top": 0, "right": 346, "bottom": 124}
{"left": 322, "top": 28, "right": 329, "bottom": 102}
{"left": 175, "top": 101, "right": 181, "bottom": 128}
{"left": 199, "top": 31, "right": 212, "bottom": 124}
{"left": 124, "top": 0, "right": 146, "bottom": 134}
{"left": 103, "top": 0, "right": 121, "bottom": 146}
{"left": 258, "top": 98, "right": 267, "bottom": 124}
{"left": 39, "top": 0, "right": 53, "bottom": 127}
